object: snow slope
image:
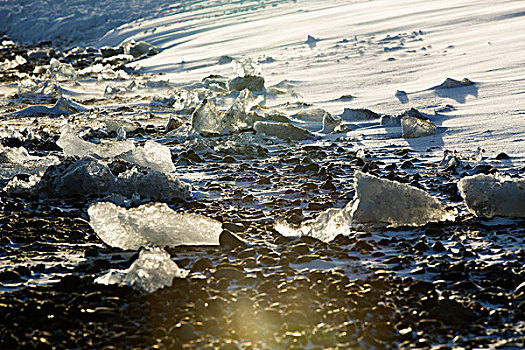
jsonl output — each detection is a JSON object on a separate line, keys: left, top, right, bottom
{"left": 101, "top": 0, "right": 525, "bottom": 162}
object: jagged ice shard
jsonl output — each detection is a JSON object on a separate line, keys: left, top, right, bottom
{"left": 88, "top": 202, "right": 222, "bottom": 250}
{"left": 275, "top": 172, "right": 453, "bottom": 241}
{"left": 95, "top": 247, "right": 189, "bottom": 294}
{"left": 458, "top": 174, "right": 525, "bottom": 218}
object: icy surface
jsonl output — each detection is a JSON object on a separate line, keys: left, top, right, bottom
{"left": 88, "top": 202, "right": 222, "bottom": 250}
{"left": 95, "top": 247, "right": 189, "bottom": 294}
{"left": 458, "top": 174, "right": 525, "bottom": 218}
{"left": 350, "top": 171, "right": 453, "bottom": 227}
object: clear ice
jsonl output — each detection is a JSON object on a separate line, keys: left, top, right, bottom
{"left": 458, "top": 174, "right": 525, "bottom": 218}
{"left": 118, "top": 140, "right": 176, "bottom": 174}
{"left": 88, "top": 202, "right": 222, "bottom": 250}
{"left": 401, "top": 115, "right": 436, "bottom": 138}
{"left": 47, "top": 58, "right": 77, "bottom": 81}
{"left": 95, "top": 247, "right": 189, "bottom": 294}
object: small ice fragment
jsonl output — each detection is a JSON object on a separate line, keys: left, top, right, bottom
{"left": 88, "top": 202, "right": 222, "bottom": 250}
{"left": 232, "top": 58, "right": 261, "bottom": 77}
{"left": 95, "top": 247, "right": 189, "bottom": 294}
{"left": 340, "top": 108, "right": 380, "bottom": 121}
{"left": 254, "top": 121, "right": 317, "bottom": 141}
{"left": 458, "top": 174, "right": 525, "bottom": 218}
{"left": 165, "top": 115, "right": 183, "bottom": 132}
{"left": 222, "top": 89, "right": 259, "bottom": 132}
{"left": 439, "top": 150, "right": 460, "bottom": 170}
{"left": 305, "top": 35, "right": 319, "bottom": 48}
{"left": 320, "top": 114, "right": 347, "bottom": 134}
{"left": 275, "top": 208, "right": 351, "bottom": 243}
{"left": 395, "top": 90, "right": 408, "bottom": 104}
{"left": 116, "top": 127, "right": 126, "bottom": 141}
{"left": 401, "top": 115, "right": 436, "bottom": 138}
{"left": 350, "top": 171, "right": 453, "bottom": 226}
{"left": 47, "top": 58, "right": 77, "bottom": 81}
{"left": 228, "top": 75, "right": 265, "bottom": 92}
{"left": 57, "top": 125, "right": 135, "bottom": 158}
{"left": 474, "top": 147, "right": 484, "bottom": 162}
{"left": 191, "top": 98, "right": 223, "bottom": 135}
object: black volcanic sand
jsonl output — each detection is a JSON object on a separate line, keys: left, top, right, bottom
{"left": 1, "top": 36, "right": 524, "bottom": 349}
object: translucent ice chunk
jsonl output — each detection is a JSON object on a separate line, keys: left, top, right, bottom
{"left": 254, "top": 121, "right": 317, "bottom": 141}
{"left": 320, "top": 114, "right": 347, "bottom": 134}
{"left": 458, "top": 174, "right": 525, "bottom": 218}
{"left": 37, "top": 157, "right": 190, "bottom": 201}
{"left": 221, "top": 90, "right": 259, "bottom": 132}
{"left": 349, "top": 171, "right": 453, "bottom": 226}
{"left": 295, "top": 108, "right": 329, "bottom": 122}
{"left": 191, "top": 98, "right": 223, "bottom": 135}
{"left": 47, "top": 58, "right": 77, "bottom": 81}
{"left": 0, "top": 145, "right": 59, "bottom": 176}
{"left": 232, "top": 58, "right": 261, "bottom": 77}
{"left": 121, "top": 40, "right": 160, "bottom": 58}
{"left": 118, "top": 140, "right": 176, "bottom": 174}
{"left": 275, "top": 208, "right": 351, "bottom": 243}
{"left": 95, "top": 247, "right": 188, "bottom": 294}
{"left": 401, "top": 116, "right": 436, "bottom": 138}
{"left": 57, "top": 125, "right": 135, "bottom": 158}
{"left": 88, "top": 202, "right": 222, "bottom": 250}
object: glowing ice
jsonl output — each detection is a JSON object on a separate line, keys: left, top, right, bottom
{"left": 95, "top": 247, "right": 189, "bottom": 294}
{"left": 458, "top": 174, "right": 525, "bottom": 218}
{"left": 88, "top": 201, "right": 222, "bottom": 250}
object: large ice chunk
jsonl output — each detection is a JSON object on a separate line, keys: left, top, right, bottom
{"left": 88, "top": 202, "right": 221, "bottom": 250}
{"left": 118, "top": 140, "right": 176, "bottom": 174}
{"left": 37, "top": 157, "right": 190, "bottom": 201}
{"left": 401, "top": 115, "right": 436, "bottom": 138}
{"left": 254, "top": 121, "right": 317, "bottom": 141}
{"left": 47, "top": 58, "right": 77, "bottom": 81}
{"left": 95, "top": 247, "right": 188, "bottom": 294}
{"left": 350, "top": 171, "right": 453, "bottom": 226}
{"left": 0, "top": 145, "right": 59, "bottom": 177}
{"left": 458, "top": 174, "right": 525, "bottom": 218}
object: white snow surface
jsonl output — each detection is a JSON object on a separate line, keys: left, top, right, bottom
{"left": 458, "top": 174, "right": 525, "bottom": 218}
{"left": 88, "top": 201, "right": 222, "bottom": 250}
{"left": 95, "top": 247, "right": 189, "bottom": 294}
{"left": 1, "top": 0, "right": 524, "bottom": 162}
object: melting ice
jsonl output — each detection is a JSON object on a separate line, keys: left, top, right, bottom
{"left": 95, "top": 247, "right": 188, "bottom": 294}
{"left": 88, "top": 202, "right": 222, "bottom": 250}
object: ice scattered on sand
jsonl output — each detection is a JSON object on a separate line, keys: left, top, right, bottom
{"left": 57, "top": 125, "right": 135, "bottom": 158}
{"left": 88, "top": 202, "right": 221, "bottom": 250}
{"left": 36, "top": 157, "right": 190, "bottom": 201}
{"left": 46, "top": 58, "right": 77, "bottom": 81}
{"left": 458, "top": 174, "right": 525, "bottom": 218}
{"left": 95, "top": 247, "right": 188, "bottom": 294}
{"left": 401, "top": 115, "right": 436, "bottom": 138}
{"left": 350, "top": 171, "right": 453, "bottom": 226}
{"left": 254, "top": 121, "right": 317, "bottom": 141}
{"left": 276, "top": 171, "right": 453, "bottom": 240}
